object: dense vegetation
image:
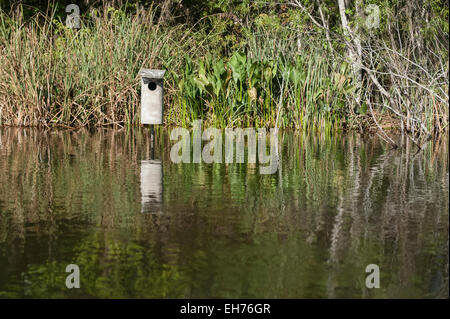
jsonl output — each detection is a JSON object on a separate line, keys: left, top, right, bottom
{"left": 0, "top": 1, "right": 448, "bottom": 145}
{"left": 0, "top": 129, "right": 448, "bottom": 298}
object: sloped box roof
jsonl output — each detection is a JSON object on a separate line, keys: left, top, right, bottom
{"left": 138, "top": 69, "right": 166, "bottom": 79}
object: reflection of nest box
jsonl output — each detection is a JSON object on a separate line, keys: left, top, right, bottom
{"left": 140, "top": 160, "right": 163, "bottom": 214}
{"left": 138, "top": 69, "right": 165, "bottom": 125}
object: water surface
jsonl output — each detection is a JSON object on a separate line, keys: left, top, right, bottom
{"left": 0, "top": 128, "right": 448, "bottom": 298}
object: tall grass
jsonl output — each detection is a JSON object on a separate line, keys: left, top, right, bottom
{"left": 0, "top": 5, "right": 355, "bottom": 129}
{"left": 173, "top": 24, "right": 355, "bottom": 130}
{"left": 0, "top": 6, "right": 202, "bottom": 127}
{"left": 0, "top": 5, "right": 446, "bottom": 134}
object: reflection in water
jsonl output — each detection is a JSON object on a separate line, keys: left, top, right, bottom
{"left": 0, "top": 128, "right": 448, "bottom": 298}
{"left": 140, "top": 160, "right": 163, "bottom": 214}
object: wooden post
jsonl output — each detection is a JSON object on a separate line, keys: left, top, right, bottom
{"left": 150, "top": 124, "right": 155, "bottom": 160}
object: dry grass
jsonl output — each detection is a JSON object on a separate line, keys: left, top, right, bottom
{"left": 0, "top": 6, "right": 200, "bottom": 127}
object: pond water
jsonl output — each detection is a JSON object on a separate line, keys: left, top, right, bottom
{"left": 0, "top": 128, "right": 448, "bottom": 298}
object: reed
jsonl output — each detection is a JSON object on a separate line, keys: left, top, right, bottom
{"left": 0, "top": 4, "right": 447, "bottom": 135}
{"left": 0, "top": 5, "right": 201, "bottom": 127}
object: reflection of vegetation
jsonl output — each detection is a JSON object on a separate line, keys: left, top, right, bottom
{"left": 74, "top": 233, "right": 188, "bottom": 298}
{"left": 0, "top": 129, "right": 448, "bottom": 298}
{"left": 0, "top": 261, "right": 68, "bottom": 298}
